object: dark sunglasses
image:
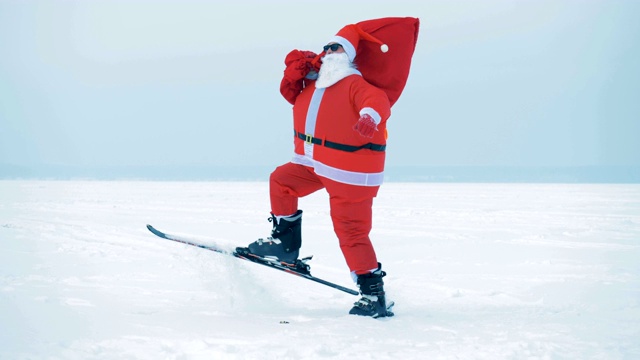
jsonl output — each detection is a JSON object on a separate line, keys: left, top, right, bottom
{"left": 323, "top": 43, "right": 343, "bottom": 52}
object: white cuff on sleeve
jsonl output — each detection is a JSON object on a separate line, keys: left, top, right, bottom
{"left": 359, "top": 107, "right": 382, "bottom": 125}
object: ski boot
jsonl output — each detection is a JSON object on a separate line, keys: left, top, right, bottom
{"left": 349, "top": 263, "right": 394, "bottom": 318}
{"left": 236, "top": 210, "right": 303, "bottom": 264}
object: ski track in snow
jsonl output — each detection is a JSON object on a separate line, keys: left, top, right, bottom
{"left": 1, "top": 181, "right": 639, "bottom": 359}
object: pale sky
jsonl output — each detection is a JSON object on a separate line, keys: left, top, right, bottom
{"left": 1, "top": 0, "right": 638, "bottom": 178}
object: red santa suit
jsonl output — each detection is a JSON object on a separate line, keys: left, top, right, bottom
{"left": 271, "top": 17, "right": 419, "bottom": 275}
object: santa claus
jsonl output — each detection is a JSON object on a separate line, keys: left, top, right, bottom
{"left": 238, "top": 17, "right": 419, "bottom": 318}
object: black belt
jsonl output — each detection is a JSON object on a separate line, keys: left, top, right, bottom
{"left": 295, "top": 131, "right": 386, "bottom": 152}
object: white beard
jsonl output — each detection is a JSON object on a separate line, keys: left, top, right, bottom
{"left": 315, "top": 53, "right": 359, "bottom": 89}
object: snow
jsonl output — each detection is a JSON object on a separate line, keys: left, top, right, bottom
{"left": 1, "top": 180, "right": 639, "bottom": 359}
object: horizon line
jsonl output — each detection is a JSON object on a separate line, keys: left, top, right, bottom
{"left": 1, "top": 165, "right": 638, "bottom": 183}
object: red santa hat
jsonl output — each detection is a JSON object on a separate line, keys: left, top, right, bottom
{"left": 328, "top": 24, "right": 389, "bottom": 62}
{"left": 326, "top": 17, "right": 420, "bottom": 107}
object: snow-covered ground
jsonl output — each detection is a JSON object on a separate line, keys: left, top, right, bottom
{"left": 1, "top": 180, "right": 639, "bottom": 359}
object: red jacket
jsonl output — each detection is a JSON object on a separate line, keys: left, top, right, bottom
{"left": 291, "top": 74, "right": 391, "bottom": 186}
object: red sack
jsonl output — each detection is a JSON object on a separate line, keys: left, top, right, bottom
{"left": 352, "top": 17, "right": 420, "bottom": 107}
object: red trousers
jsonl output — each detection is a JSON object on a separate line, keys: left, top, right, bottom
{"left": 270, "top": 162, "right": 380, "bottom": 274}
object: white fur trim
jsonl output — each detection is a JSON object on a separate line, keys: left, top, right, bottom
{"left": 350, "top": 266, "right": 384, "bottom": 282}
{"left": 328, "top": 35, "right": 356, "bottom": 62}
{"left": 275, "top": 212, "right": 301, "bottom": 222}
{"left": 292, "top": 154, "right": 384, "bottom": 187}
{"left": 303, "top": 88, "right": 326, "bottom": 157}
{"left": 359, "top": 107, "right": 382, "bottom": 125}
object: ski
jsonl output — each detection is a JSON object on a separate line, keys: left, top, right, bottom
{"left": 146, "top": 224, "right": 359, "bottom": 296}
